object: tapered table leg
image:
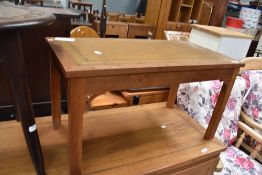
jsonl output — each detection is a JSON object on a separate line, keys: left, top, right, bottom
{"left": 51, "top": 56, "right": 62, "bottom": 129}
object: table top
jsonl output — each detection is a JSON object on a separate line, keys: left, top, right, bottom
{"left": 192, "top": 24, "right": 253, "bottom": 39}
{"left": 47, "top": 38, "right": 244, "bottom": 78}
{"left": 33, "top": 6, "right": 80, "bottom": 17}
{"left": 0, "top": 3, "right": 55, "bottom": 30}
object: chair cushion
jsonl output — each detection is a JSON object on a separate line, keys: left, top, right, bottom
{"left": 177, "top": 76, "right": 247, "bottom": 145}
{"left": 242, "top": 70, "right": 262, "bottom": 128}
{"left": 215, "top": 146, "right": 262, "bottom": 175}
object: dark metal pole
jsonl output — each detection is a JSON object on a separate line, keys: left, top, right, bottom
{"left": 100, "top": 0, "right": 107, "bottom": 38}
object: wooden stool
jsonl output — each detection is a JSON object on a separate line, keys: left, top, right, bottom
{"left": 0, "top": 5, "right": 55, "bottom": 175}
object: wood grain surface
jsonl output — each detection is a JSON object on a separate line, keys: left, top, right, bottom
{"left": 0, "top": 103, "right": 225, "bottom": 175}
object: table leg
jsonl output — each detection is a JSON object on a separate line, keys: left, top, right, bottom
{"left": 166, "top": 83, "right": 179, "bottom": 109}
{"left": 0, "top": 30, "right": 45, "bottom": 175}
{"left": 9, "top": 76, "right": 45, "bottom": 175}
{"left": 51, "top": 58, "right": 62, "bottom": 129}
{"left": 204, "top": 69, "right": 239, "bottom": 140}
{"left": 68, "top": 79, "right": 86, "bottom": 175}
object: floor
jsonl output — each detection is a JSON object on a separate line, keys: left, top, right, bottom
{"left": 0, "top": 115, "right": 70, "bottom": 175}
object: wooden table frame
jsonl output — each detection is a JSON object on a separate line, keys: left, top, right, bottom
{"left": 48, "top": 38, "right": 243, "bottom": 174}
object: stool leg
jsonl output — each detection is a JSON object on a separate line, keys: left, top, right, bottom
{"left": 9, "top": 76, "right": 45, "bottom": 175}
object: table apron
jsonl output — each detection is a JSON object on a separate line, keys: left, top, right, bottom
{"left": 75, "top": 68, "right": 238, "bottom": 94}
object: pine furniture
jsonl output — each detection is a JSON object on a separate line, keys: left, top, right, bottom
{"left": 47, "top": 38, "right": 244, "bottom": 175}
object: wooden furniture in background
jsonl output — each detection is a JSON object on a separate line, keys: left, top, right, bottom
{"left": 47, "top": 38, "right": 243, "bottom": 174}
{"left": 169, "top": 0, "right": 204, "bottom": 23}
{"left": 198, "top": 1, "right": 214, "bottom": 25}
{"left": 93, "top": 21, "right": 154, "bottom": 39}
{"left": 93, "top": 20, "right": 129, "bottom": 38}
{"left": 107, "top": 12, "right": 120, "bottom": 22}
{"left": 127, "top": 23, "right": 155, "bottom": 38}
{"left": 166, "top": 21, "right": 192, "bottom": 32}
{"left": 189, "top": 25, "right": 253, "bottom": 60}
{"left": 68, "top": 0, "right": 92, "bottom": 12}
{"left": 18, "top": 0, "right": 43, "bottom": 6}
{"left": 145, "top": 0, "right": 204, "bottom": 39}
{"left": 208, "top": 0, "right": 229, "bottom": 26}
{"left": 0, "top": 4, "right": 56, "bottom": 174}
{"left": 145, "top": 0, "right": 230, "bottom": 39}
{"left": 0, "top": 7, "right": 80, "bottom": 121}
{"left": 70, "top": 26, "right": 99, "bottom": 38}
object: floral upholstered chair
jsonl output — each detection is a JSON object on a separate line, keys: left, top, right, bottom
{"left": 239, "top": 57, "right": 262, "bottom": 163}
{"left": 177, "top": 76, "right": 262, "bottom": 175}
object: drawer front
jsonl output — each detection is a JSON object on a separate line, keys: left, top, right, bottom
{"left": 166, "top": 157, "right": 219, "bottom": 175}
{"left": 106, "top": 24, "right": 128, "bottom": 38}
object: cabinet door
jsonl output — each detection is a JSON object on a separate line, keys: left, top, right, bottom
{"left": 166, "top": 157, "right": 219, "bottom": 175}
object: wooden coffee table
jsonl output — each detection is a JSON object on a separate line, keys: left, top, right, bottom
{"left": 47, "top": 38, "right": 244, "bottom": 175}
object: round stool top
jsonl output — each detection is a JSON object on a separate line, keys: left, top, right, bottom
{"left": 0, "top": 3, "right": 55, "bottom": 30}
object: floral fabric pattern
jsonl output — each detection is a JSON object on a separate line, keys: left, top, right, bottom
{"left": 215, "top": 146, "right": 262, "bottom": 175}
{"left": 242, "top": 70, "right": 262, "bottom": 132}
{"left": 176, "top": 77, "right": 262, "bottom": 175}
{"left": 177, "top": 76, "right": 247, "bottom": 145}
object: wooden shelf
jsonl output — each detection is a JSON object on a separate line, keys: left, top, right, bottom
{"left": 0, "top": 103, "right": 226, "bottom": 174}
{"left": 169, "top": 0, "right": 195, "bottom": 23}
{"left": 191, "top": 0, "right": 204, "bottom": 20}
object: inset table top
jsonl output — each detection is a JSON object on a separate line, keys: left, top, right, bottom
{"left": 47, "top": 38, "right": 244, "bottom": 78}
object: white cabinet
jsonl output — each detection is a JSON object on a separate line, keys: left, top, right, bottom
{"left": 189, "top": 25, "right": 253, "bottom": 60}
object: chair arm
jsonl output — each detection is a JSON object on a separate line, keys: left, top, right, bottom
{"left": 238, "top": 121, "right": 262, "bottom": 144}
{"left": 240, "top": 111, "right": 262, "bottom": 131}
